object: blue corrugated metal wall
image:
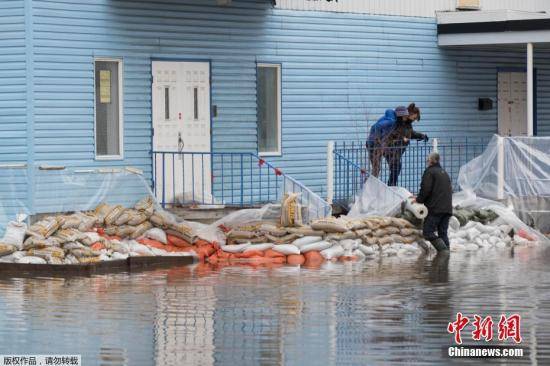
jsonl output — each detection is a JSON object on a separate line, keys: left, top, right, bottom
{"left": 3, "top": 0, "right": 550, "bottom": 214}
{"left": 0, "top": 0, "right": 29, "bottom": 226}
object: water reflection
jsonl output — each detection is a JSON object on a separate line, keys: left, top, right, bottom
{"left": 0, "top": 247, "right": 549, "bottom": 365}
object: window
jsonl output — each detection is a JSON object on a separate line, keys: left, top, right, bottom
{"left": 257, "top": 64, "right": 281, "bottom": 156}
{"left": 95, "top": 59, "right": 123, "bottom": 159}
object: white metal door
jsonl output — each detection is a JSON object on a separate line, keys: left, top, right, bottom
{"left": 498, "top": 72, "right": 527, "bottom": 136}
{"left": 152, "top": 61, "right": 211, "bottom": 205}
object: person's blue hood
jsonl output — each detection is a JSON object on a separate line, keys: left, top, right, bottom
{"left": 384, "top": 109, "right": 397, "bottom": 121}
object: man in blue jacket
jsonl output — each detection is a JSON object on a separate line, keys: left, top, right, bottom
{"left": 367, "top": 104, "right": 428, "bottom": 186}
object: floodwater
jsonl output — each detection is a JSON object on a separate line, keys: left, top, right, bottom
{"left": 1, "top": 246, "right": 550, "bottom": 366}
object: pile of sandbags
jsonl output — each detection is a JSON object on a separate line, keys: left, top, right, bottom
{"left": 448, "top": 215, "right": 537, "bottom": 252}
{"left": 214, "top": 216, "right": 427, "bottom": 265}
{"left": 0, "top": 197, "right": 207, "bottom": 265}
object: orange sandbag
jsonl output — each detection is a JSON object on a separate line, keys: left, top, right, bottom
{"left": 287, "top": 254, "right": 305, "bottom": 265}
{"left": 194, "top": 245, "right": 215, "bottom": 259}
{"left": 138, "top": 238, "right": 166, "bottom": 249}
{"left": 195, "top": 239, "right": 212, "bottom": 247}
{"left": 304, "top": 251, "right": 324, "bottom": 263}
{"left": 167, "top": 234, "right": 192, "bottom": 247}
{"left": 339, "top": 255, "right": 358, "bottom": 262}
{"left": 235, "top": 250, "right": 264, "bottom": 259}
{"left": 90, "top": 242, "right": 105, "bottom": 251}
{"left": 265, "top": 249, "right": 285, "bottom": 258}
{"left": 518, "top": 229, "right": 536, "bottom": 241}
{"left": 207, "top": 253, "right": 219, "bottom": 264}
{"left": 96, "top": 228, "right": 105, "bottom": 236}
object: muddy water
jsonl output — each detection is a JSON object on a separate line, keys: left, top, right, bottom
{"left": 1, "top": 246, "right": 549, "bottom": 365}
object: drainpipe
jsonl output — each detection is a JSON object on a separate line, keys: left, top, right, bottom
{"left": 527, "top": 43, "right": 534, "bottom": 136}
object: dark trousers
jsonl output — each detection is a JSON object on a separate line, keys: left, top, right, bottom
{"left": 384, "top": 148, "right": 404, "bottom": 186}
{"left": 423, "top": 213, "right": 451, "bottom": 248}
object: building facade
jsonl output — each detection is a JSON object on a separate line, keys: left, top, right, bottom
{"left": 1, "top": 0, "right": 550, "bottom": 216}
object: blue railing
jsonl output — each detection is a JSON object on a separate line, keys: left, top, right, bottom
{"left": 333, "top": 137, "right": 490, "bottom": 206}
{"left": 152, "top": 151, "right": 332, "bottom": 219}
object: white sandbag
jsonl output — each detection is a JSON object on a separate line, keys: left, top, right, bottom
{"left": 321, "top": 245, "right": 344, "bottom": 260}
{"left": 479, "top": 233, "right": 490, "bottom": 241}
{"left": 272, "top": 244, "right": 301, "bottom": 255}
{"left": 513, "top": 235, "right": 530, "bottom": 246}
{"left": 499, "top": 225, "right": 513, "bottom": 235}
{"left": 455, "top": 230, "right": 469, "bottom": 239}
{"left": 496, "top": 242, "right": 507, "bottom": 249}
{"left": 488, "top": 236, "right": 499, "bottom": 245}
{"left": 464, "top": 221, "right": 477, "bottom": 229}
{"left": 244, "top": 243, "right": 273, "bottom": 252}
{"left": 0, "top": 251, "right": 26, "bottom": 263}
{"left": 301, "top": 240, "right": 332, "bottom": 253}
{"left": 451, "top": 243, "right": 466, "bottom": 252}
{"left": 144, "top": 228, "right": 168, "bottom": 244}
{"left": 382, "top": 248, "right": 398, "bottom": 256}
{"left": 221, "top": 243, "right": 250, "bottom": 253}
{"left": 474, "top": 237, "right": 483, "bottom": 246}
{"left": 405, "top": 199, "right": 428, "bottom": 219}
{"left": 17, "top": 256, "right": 47, "bottom": 264}
{"left": 340, "top": 239, "right": 359, "bottom": 252}
{"left": 448, "top": 216, "right": 460, "bottom": 231}
{"left": 128, "top": 241, "right": 154, "bottom": 256}
{"left": 111, "top": 252, "right": 129, "bottom": 260}
{"left": 2, "top": 221, "right": 27, "bottom": 249}
{"left": 292, "top": 236, "right": 323, "bottom": 248}
{"left": 352, "top": 249, "right": 366, "bottom": 260}
{"left": 357, "top": 244, "right": 376, "bottom": 256}
{"left": 466, "top": 228, "right": 481, "bottom": 241}
{"left": 149, "top": 247, "right": 168, "bottom": 256}
{"left": 99, "top": 253, "right": 111, "bottom": 261}
{"left": 465, "top": 243, "right": 479, "bottom": 251}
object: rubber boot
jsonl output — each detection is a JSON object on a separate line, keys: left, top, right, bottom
{"left": 430, "top": 238, "right": 449, "bottom": 252}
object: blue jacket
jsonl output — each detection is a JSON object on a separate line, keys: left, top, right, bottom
{"left": 367, "top": 109, "right": 397, "bottom": 146}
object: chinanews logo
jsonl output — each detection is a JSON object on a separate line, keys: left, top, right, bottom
{"left": 446, "top": 313, "right": 525, "bottom": 358}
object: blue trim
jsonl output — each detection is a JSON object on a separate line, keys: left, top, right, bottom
{"left": 25, "top": 0, "right": 35, "bottom": 214}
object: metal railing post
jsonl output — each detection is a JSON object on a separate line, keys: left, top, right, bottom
{"left": 326, "top": 141, "right": 334, "bottom": 204}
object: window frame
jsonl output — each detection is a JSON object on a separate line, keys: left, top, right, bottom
{"left": 257, "top": 63, "right": 282, "bottom": 157}
{"left": 94, "top": 57, "right": 124, "bottom": 160}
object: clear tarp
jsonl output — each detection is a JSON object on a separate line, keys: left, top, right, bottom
{"left": 347, "top": 175, "right": 411, "bottom": 218}
{"left": 457, "top": 135, "right": 550, "bottom": 234}
{"left": 0, "top": 165, "right": 30, "bottom": 237}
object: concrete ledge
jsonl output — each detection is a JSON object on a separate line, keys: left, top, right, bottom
{"left": 0, "top": 255, "right": 195, "bottom": 278}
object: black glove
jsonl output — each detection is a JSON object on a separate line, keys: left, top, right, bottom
{"left": 422, "top": 134, "right": 429, "bottom": 142}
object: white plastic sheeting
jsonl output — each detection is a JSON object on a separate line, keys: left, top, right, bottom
{"left": 458, "top": 135, "right": 550, "bottom": 233}
{"left": 347, "top": 175, "right": 411, "bottom": 218}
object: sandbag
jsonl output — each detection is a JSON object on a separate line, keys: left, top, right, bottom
{"left": 168, "top": 222, "right": 197, "bottom": 243}
{"left": 104, "top": 205, "right": 125, "bottom": 226}
{"left": 287, "top": 226, "right": 325, "bottom": 237}
{"left": 78, "top": 256, "right": 101, "bottom": 264}
{"left": 227, "top": 230, "right": 257, "bottom": 240}
{"left": 17, "top": 256, "right": 47, "bottom": 264}
{"left": 390, "top": 234, "right": 406, "bottom": 243}
{"left": 95, "top": 203, "right": 115, "bottom": 225}
{"left": 449, "top": 216, "right": 461, "bottom": 231}
{"left": 373, "top": 228, "right": 390, "bottom": 237}
{"left": 354, "top": 229, "right": 372, "bottom": 237}
{"left": 69, "top": 247, "right": 99, "bottom": 258}
{"left": 265, "top": 233, "right": 300, "bottom": 245}
{"left": 325, "top": 232, "right": 358, "bottom": 241}
{"left": 244, "top": 243, "right": 273, "bottom": 252}
{"left": 357, "top": 244, "right": 376, "bottom": 256}
{"left": 287, "top": 254, "right": 306, "bottom": 265}
{"left": 259, "top": 224, "right": 288, "bottom": 237}
{"left": 342, "top": 219, "right": 367, "bottom": 230}
{"left": 363, "top": 219, "right": 381, "bottom": 230}
{"left": 28, "top": 216, "right": 62, "bottom": 239}
{"left": 116, "top": 225, "right": 136, "bottom": 238}
{"left": 310, "top": 218, "right": 349, "bottom": 233}
{"left": 272, "top": 244, "right": 300, "bottom": 255}
{"left": 23, "top": 236, "right": 60, "bottom": 250}
{"left": 300, "top": 240, "right": 332, "bottom": 253}
{"left": 352, "top": 249, "right": 366, "bottom": 260}
{"left": 27, "top": 247, "right": 65, "bottom": 260}
{"left": 221, "top": 243, "right": 250, "bottom": 253}
{"left": 364, "top": 236, "right": 378, "bottom": 245}
{"left": 280, "top": 193, "right": 303, "bottom": 227}
{"left": 134, "top": 196, "right": 155, "bottom": 217}
{"left": 55, "top": 228, "right": 86, "bottom": 244}
{"left": 390, "top": 217, "right": 414, "bottom": 229}
{"left": 378, "top": 236, "right": 393, "bottom": 245}
{"left": 62, "top": 241, "right": 87, "bottom": 251}
{"left": 2, "top": 221, "right": 27, "bottom": 249}
{"left": 320, "top": 245, "right": 344, "bottom": 260}
{"left": 150, "top": 210, "right": 177, "bottom": 228}
{"left": 144, "top": 228, "right": 167, "bottom": 244}
{"left": 234, "top": 236, "right": 268, "bottom": 244}
{"left": 0, "top": 251, "right": 26, "bottom": 263}
{"left": 292, "top": 236, "right": 323, "bottom": 247}
{"left": 0, "top": 243, "right": 16, "bottom": 257}
{"left": 130, "top": 221, "right": 153, "bottom": 239}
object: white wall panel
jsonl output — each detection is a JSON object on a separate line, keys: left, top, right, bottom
{"left": 276, "top": 0, "right": 550, "bottom": 17}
